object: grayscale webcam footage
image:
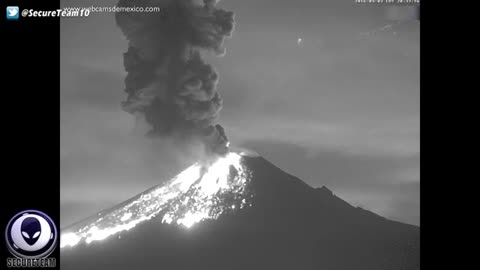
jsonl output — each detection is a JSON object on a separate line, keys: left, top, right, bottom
{"left": 60, "top": 0, "right": 420, "bottom": 269}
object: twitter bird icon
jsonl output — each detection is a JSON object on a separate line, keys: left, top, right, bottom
{"left": 6, "top": 6, "right": 20, "bottom": 20}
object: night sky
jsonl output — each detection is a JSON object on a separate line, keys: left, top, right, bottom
{"left": 60, "top": 0, "right": 419, "bottom": 227}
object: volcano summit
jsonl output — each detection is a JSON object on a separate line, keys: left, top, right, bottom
{"left": 61, "top": 153, "right": 419, "bottom": 270}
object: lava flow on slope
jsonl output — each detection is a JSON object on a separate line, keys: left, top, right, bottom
{"left": 60, "top": 151, "right": 253, "bottom": 249}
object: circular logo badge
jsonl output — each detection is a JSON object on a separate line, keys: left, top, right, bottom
{"left": 5, "top": 210, "right": 57, "bottom": 259}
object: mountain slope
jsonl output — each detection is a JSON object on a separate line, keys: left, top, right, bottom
{"left": 61, "top": 156, "right": 419, "bottom": 270}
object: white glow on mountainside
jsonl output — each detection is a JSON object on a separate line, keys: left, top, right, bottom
{"left": 60, "top": 152, "right": 252, "bottom": 249}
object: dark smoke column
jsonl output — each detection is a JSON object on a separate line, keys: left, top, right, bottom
{"left": 115, "top": 0, "right": 234, "bottom": 155}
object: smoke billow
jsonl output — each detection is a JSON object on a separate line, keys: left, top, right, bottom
{"left": 115, "top": 0, "right": 234, "bottom": 155}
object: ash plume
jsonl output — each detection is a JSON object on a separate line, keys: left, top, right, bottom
{"left": 115, "top": 0, "right": 234, "bottom": 155}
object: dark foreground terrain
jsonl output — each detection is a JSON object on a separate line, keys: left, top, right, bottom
{"left": 62, "top": 156, "right": 419, "bottom": 270}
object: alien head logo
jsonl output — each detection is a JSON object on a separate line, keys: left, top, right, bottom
{"left": 21, "top": 217, "right": 42, "bottom": 245}
{"left": 5, "top": 210, "right": 57, "bottom": 259}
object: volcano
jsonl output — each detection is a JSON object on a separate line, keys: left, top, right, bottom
{"left": 61, "top": 153, "right": 420, "bottom": 270}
